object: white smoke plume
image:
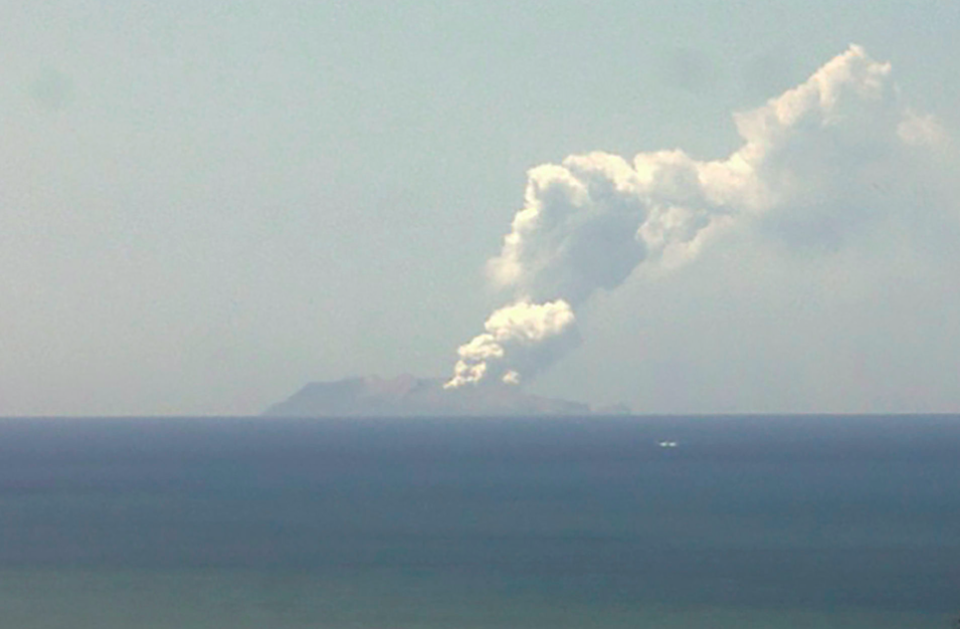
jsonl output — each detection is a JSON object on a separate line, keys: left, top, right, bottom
{"left": 447, "top": 45, "right": 945, "bottom": 389}
{"left": 447, "top": 299, "right": 579, "bottom": 388}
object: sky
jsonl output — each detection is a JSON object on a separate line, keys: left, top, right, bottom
{"left": 1, "top": 1, "right": 959, "bottom": 416}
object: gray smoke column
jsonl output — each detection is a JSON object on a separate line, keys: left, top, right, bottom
{"left": 446, "top": 45, "right": 944, "bottom": 389}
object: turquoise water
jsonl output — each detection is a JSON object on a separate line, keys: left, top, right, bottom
{"left": 0, "top": 416, "right": 957, "bottom": 627}
{"left": 0, "top": 568, "right": 948, "bottom": 628}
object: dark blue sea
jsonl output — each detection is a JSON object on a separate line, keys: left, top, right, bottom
{"left": 0, "top": 415, "right": 957, "bottom": 628}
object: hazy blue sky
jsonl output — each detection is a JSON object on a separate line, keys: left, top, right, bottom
{"left": 2, "top": 1, "right": 959, "bottom": 415}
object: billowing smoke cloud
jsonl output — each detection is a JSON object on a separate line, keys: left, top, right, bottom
{"left": 447, "top": 299, "right": 579, "bottom": 388}
{"left": 447, "top": 45, "right": 945, "bottom": 389}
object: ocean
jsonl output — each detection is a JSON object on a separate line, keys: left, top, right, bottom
{"left": 0, "top": 415, "right": 957, "bottom": 628}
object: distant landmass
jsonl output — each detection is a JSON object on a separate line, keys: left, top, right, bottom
{"left": 262, "top": 375, "right": 625, "bottom": 417}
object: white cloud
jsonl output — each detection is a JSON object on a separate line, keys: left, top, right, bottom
{"left": 446, "top": 300, "right": 578, "bottom": 388}
{"left": 448, "top": 45, "right": 949, "bottom": 389}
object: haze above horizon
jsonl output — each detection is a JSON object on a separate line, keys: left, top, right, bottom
{"left": 2, "top": 1, "right": 959, "bottom": 416}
